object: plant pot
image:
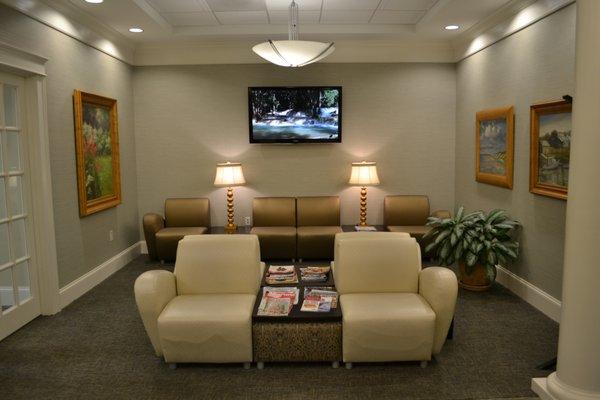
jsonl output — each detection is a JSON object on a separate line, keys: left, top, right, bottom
{"left": 458, "top": 261, "right": 493, "bottom": 291}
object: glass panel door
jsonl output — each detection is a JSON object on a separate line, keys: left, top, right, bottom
{"left": 0, "top": 71, "right": 39, "bottom": 339}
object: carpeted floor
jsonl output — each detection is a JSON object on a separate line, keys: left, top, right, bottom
{"left": 0, "top": 256, "right": 557, "bottom": 400}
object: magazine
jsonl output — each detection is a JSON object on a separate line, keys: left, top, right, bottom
{"left": 304, "top": 287, "right": 338, "bottom": 308}
{"left": 300, "top": 266, "right": 330, "bottom": 282}
{"left": 262, "top": 286, "right": 300, "bottom": 305}
{"left": 257, "top": 291, "right": 294, "bottom": 316}
{"left": 354, "top": 225, "right": 377, "bottom": 231}
{"left": 265, "top": 265, "right": 298, "bottom": 285}
{"left": 300, "top": 295, "right": 333, "bottom": 312}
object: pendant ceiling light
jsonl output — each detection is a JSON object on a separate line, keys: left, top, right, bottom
{"left": 252, "top": 0, "right": 335, "bottom": 67}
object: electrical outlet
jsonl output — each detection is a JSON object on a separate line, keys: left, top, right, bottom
{"left": 109, "top": 230, "right": 114, "bottom": 242}
{"left": 244, "top": 216, "right": 251, "bottom": 226}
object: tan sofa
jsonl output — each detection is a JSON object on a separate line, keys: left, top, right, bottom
{"left": 384, "top": 195, "right": 451, "bottom": 248}
{"left": 250, "top": 197, "right": 297, "bottom": 260}
{"left": 134, "top": 235, "right": 264, "bottom": 368}
{"left": 143, "top": 198, "right": 210, "bottom": 262}
{"left": 296, "top": 196, "right": 343, "bottom": 260}
{"left": 332, "top": 232, "right": 457, "bottom": 367}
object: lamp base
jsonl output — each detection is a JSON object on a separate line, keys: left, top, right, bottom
{"left": 225, "top": 223, "right": 237, "bottom": 234}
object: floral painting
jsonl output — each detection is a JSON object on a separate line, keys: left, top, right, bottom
{"left": 475, "top": 106, "right": 514, "bottom": 189}
{"left": 530, "top": 100, "right": 572, "bottom": 200}
{"left": 73, "top": 90, "right": 121, "bottom": 217}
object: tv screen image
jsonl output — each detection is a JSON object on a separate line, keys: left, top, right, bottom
{"left": 248, "top": 86, "right": 342, "bottom": 143}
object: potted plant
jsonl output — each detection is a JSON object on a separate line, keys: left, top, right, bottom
{"left": 424, "top": 207, "right": 520, "bottom": 291}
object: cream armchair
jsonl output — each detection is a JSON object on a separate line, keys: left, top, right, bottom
{"left": 134, "top": 235, "right": 264, "bottom": 368}
{"left": 332, "top": 232, "right": 457, "bottom": 367}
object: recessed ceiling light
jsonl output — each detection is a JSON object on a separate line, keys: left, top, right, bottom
{"left": 84, "top": 0, "right": 104, "bottom": 3}
{"left": 445, "top": 25, "right": 460, "bottom": 30}
{"left": 129, "top": 27, "right": 144, "bottom": 33}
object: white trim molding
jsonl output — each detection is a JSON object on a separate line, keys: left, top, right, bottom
{"left": 496, "top": 265, "right": 562, "bottom": 323}
{"left": 0, "top": 41, "right": 47, "bottom": 76}
{"left": 453, "top": 0, "right": 575, "bottom": 61}
{"left": 59, "top": 242, "right": 142, "bottom": 310}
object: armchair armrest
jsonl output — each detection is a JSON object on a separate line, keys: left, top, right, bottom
{"left": 419, "top": 267, "right": 458, "bottom": 355}
{"left": 431, "top": 210, "right": 451, "bottom": 219}
{"left": 134, "top": 270, "right": 176, "bottom": 357}
{"left": 143, "top": 213, "right": 165, "bottom": 260}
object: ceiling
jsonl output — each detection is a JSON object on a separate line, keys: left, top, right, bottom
{"left": 56, "top": 0, "right": 527, "bottom": 44}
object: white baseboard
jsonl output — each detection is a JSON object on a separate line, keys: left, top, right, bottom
{"left": 140, "top": 240, "right": 148, "bottom": 255}
{"left": 59, "top": 242, "right": 142, "bottom": 309}
{"left": 496, "top": 265, "right": 562, "bottom": 323}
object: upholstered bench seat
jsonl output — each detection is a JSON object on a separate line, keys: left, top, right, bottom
{"left": 157, "top": 294, "right": 255, "bottom": 363}
{"left": 297, "top": 226, "right": 343, "bottom": 260}
{"left": 250, "top": 226, "right": 297, "bottom": 260}
{"left": 155, "top": 227, "right": 208, "bottom": 262}
{"left": 341, "top": 292, "right": 435, "bottom": 362}
{"left": 387, "top": 225, "right": 431, "bottom": 241}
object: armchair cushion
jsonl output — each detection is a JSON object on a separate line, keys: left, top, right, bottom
{"left": 157, "top": 294, "right": 255, "bottom": 363}
{"left": 250, "top": 226, "right": 297, "bottom": 260}
{"left": 297, "top": 226, "right": 343, "bottom": 260}
{"left": 175, "top": 235, "right": 262, "bottom": 295}
{"left": 155, "top": 227, "right": 207, "bottom": 262}
{"left": 296, "top": 196, "right": 340, "bottom": 227}
{"left": 252, "top": 197, "right": 296, "bottom": 227}
{"left": 341, "top": 293, "right": 435, "bottom": 362}
{"left": 165, "top": 198, "right": 210, "bottom": 228}
{"left": 384, "top": 195, "right": 430, "bottom": 226}
{"left": 142, "top": 213, "right": 165, "bottom": 260}
{"left": 334, "top": 233, "right": 421, "bottom": 294}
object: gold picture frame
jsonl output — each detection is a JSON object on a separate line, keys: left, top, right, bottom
{"left": 73, "top": 90, "right": 121, "bottom": 217}
{"left": 529, "top": 100, "right": 572, "bottom": 200}
{"left": 475, "top": 106, "right": 515, "bottom": 189}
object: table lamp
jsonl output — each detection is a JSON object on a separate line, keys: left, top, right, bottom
{"left": 214, "top": 162, "right": 246, "bottom": 233}
{"left": 349, "top": 161, "right": 380, "bottom": 227}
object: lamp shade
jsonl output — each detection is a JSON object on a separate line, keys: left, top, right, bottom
{"left": 252, "top": 40, "right": 335, "bottom": 68}
{"left": 349, "top": 161, "right": 380, "bottom": 186}
{"left": 214, "top": 162, "right": 246, "bottom": 186}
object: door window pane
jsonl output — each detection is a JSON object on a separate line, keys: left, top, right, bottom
{"left": 0, "top": 267, "right": 15, "bottom": 312}
{"left": 6, "top": 131, "right": 21, "bottom": 172}
{"left": 14, "top": 261, "right": 31, "bottom": 304}
{"left": 10, "top": 219, "right": 27, "bottom": 260}
{"left": 0, "top": 224, "right": 8, "bottom": 265}
{"left": 7, "top": 176, "right": 24, "bottom": 216}
{"left": 0, "top": 178, "right": 6, "bottom": 220}
{"left": 0, "top": 133, "right": 4, "bottom": 173}
{"left": 3, "top": 84, "right": 18, "bottom": 127}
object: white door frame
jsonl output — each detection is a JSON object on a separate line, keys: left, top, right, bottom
{"left": 0, "top": 41, "right": 60, "bottom": 316}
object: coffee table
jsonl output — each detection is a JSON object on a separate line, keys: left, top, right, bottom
{"left": 252, "top": 265, "right": 342, "bottom": 369}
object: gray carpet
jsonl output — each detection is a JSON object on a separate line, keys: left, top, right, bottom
{"left": 0, "top": 256, "right": 557, "bottom": 399}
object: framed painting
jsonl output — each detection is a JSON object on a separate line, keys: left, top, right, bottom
{"left": 530, "top": 100, "right": 572, "bottom": 200}
{"left": 73, "top": 90, "right": 121, "bottom": 217}
{"left": 475, "top": 106, "right": 515, "bottom": 189}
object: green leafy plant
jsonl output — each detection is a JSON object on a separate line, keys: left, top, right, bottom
{"left": 424, "top": 207, "right": 521, "bottom": 282}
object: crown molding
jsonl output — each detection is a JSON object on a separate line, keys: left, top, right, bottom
{"left": 452, "top": 0, "right": 575, "bottom": 61}
{"left": 0, "top": 0, "right": 135, "bottom": 64}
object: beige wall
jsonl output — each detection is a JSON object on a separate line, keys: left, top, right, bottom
{"left": 133, "top": 63, "right": 456, "bottom": 228}
{"left": 0, "top": 5, "right": 139, "bottom": 287}
{"left": 455, "top": 4, "right": 576, "bottom": 299}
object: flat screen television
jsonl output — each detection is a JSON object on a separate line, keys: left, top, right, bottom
{"left": 248, "top": 86, "right": 342, "bottom": 143}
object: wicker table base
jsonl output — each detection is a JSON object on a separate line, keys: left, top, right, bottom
{"left": 253, "top": 321, "right": 342, "bottom": 362}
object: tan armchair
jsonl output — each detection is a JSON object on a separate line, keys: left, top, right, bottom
{"left": 384, "top": 195, "right": 451, "bottom": 249}
{"left": 296, "top": 196, "right": 342, "bottom": 260}
{"left": 250, "top": 197, "right": 297, "bottom": 260}
{"left": 134, "top": 235, "right": 264, "bottom": 368}
{"left": 143, "top": 198, "right": 210, "bottom": 262}
{"left": 332, "top": 232, "right": 457, "bottom": 367}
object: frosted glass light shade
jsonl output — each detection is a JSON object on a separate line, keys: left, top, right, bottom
{"left": 349, "top": 161, "right": 380, "bottom": 186}
{"left": 252, "top": 40, "right": 335, "bottom": 67}
{"left": 214, "top": 162, "right": 246, "bottom": 186}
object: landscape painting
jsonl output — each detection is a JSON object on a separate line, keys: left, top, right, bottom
{"left": 530, "top": 100, "right": 572, "bottom": 200}
{"left": 249, "top": 87, "right": 341, "bottom": 142}
{"left": 475, "top": 106, "right": 514, "bottom": 189}
{"left": 73, "top": 90, "right": 121, "bottom": 217}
